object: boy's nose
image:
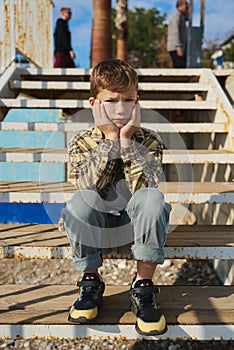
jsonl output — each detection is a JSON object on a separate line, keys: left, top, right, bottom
{"left": 115, "top": 101, "right": 125, "bottom": 115}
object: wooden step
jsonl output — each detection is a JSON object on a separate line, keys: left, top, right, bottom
{"left": 0, "top": 182, "right": 233, "bottom": 204}
{"left": 10, "top": 80, "right": 209, "bottom": 92}
{"left": 0, "top": 99, "right": 216, "bottom": 110}
{"left": 0, "top": 121, "right": 228, "bottom": 133}
{"left": 23, "top": 68, "right": 203, "bottom": 75}
{"left": 1, "top": 148, "right": 234, "bottom": 164}
{"left": 0, "top": 224, "right": 233, "bottom": 259}
{"left": 21, "top": 67, "right": 203, "bottom": 81}
{"left": 0, "top": 284, "right": 233, "bottom": 340}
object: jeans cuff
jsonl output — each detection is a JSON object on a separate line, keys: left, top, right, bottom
{"left": 72, "top": 251, "right": 103, "bottom": 272}
{"left": 131, "top": 244, "right": 164, "bottom": 264}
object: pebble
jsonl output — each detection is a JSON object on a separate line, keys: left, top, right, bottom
{"left": 168, "top": 345, "right": 178, "bottom": 350}
{"left": 161, "top": 259, "right": 172, "bottom": 269}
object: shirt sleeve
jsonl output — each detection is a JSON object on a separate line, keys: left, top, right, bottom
{"left": 120, "top": 131, "right": 163, "bottom": 194}
{"left": 68, "top": 133, "right": 120, "bottom": 196}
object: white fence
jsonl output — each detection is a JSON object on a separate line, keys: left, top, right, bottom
{"left": 0, "top": 0, "right": 54, "bottom": 70}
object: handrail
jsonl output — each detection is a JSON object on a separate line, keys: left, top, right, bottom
{"left": 0, "top": 0, "right": 54, "bottom": 71}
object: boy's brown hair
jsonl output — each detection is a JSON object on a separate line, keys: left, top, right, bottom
{"left": 90, "top": 59, "right": 138, "bottom": 98}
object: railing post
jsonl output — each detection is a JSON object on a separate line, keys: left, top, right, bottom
{"left": 9, "top": 0, "right": 15, "bottom": 65}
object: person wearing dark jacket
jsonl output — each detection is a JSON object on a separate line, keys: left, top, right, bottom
{"left": 54, "top": 7, "right": 76, "bottom": 68}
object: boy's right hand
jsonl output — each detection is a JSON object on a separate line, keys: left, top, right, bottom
{"left": 92, "top": 100, "right": 119, "bottom": 140}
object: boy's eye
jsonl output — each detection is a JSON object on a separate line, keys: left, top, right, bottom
{"left": 125, "top": 99, "right": 134, "bottom": 102}
{"left": 104, "top": 99, "right": 117, "bottom": 103}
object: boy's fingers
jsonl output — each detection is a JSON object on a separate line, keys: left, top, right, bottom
{"left": 128, "top": 103, "right": 141, "bottom": 126}
{"left": 92, "top": 100, "right": 113, "bottom": 126}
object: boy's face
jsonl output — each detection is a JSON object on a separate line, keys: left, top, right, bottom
{"left": 89, "top": 86, "right": 138, "bottom": 128}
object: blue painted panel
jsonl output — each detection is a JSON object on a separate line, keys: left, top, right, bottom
{"left": 0, "top": 163, "right": 66, "bottom": 182}
{"left": 0, "top": 203, "right": 65, "bottom": 224}
{"left": 5, "top": 109, "right": 62, "bottom": 122}
{"left": 0, "top": 131, "right": 65, "bottom": 148}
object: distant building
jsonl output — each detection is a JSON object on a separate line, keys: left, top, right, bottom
{"left": 211, "top": 49, "right": 223, "bottom": 70}
{"left": 219, "top": 29, "right": 234, "bottom": 69}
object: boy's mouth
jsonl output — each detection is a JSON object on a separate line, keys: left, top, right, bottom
{"left": 112, "top": 117, "right": 130, "bottom": 124}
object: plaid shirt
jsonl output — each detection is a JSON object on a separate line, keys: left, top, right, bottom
{"left": 68, "top": 126, "right": 163, "bottom": 198}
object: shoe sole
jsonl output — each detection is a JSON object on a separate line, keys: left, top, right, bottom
{"left": 68, "top": 298, "right": 103, "bottom": 324}
{"left": 130, "top": 303, "right": 168, "bottom": 336}
{"left": 135, "top": 323, "right": 168, "bottom": 336}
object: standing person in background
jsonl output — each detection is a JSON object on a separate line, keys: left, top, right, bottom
{"left": 54, "top": 7, "right": 76, "bottom": 68}
{"left": 167, "top": 0, "right": 189, "bottom": 68}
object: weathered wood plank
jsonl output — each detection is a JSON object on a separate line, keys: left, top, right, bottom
{"left": 0, "top": 224, "right": 233, "bottom": 259}
{"left": 0, "top": 181, "right": 233, "bottom": 193}
{"left": 0, "top": 285, "right": 233, "bottom": 325}
{"left": 0, "top": 99, "right": 216, "bottom": 110}
{"left": 1, "top": 148, "right": 234, "bottom": 164}
{"left": 0, "top": 182, "right": 233, "bottom": 204}
{"left": 0, "top": 224, "right": 233, "bottom": 247}
{"left": 11, "top": 81, "right": 209, "bottom": 92}
{"left": 22, "top": 67, "right": 203, "bottom": 77}
{"left": 0, "top": 121, "right": 228, "bottom": 133}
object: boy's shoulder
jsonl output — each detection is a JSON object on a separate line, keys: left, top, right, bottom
{"left": 69, "top": 126, "right": 102, "bottom": 148}
{"left": 137, "top": 127, "right": 162, "bottom": 142}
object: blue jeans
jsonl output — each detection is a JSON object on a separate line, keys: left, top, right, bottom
{"left": 61, "top": 188, "right": 171, "bottom": 271}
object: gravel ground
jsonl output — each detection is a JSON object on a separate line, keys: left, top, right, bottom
{"left": 1, "top": 258, "right": 233, "bottom": 350}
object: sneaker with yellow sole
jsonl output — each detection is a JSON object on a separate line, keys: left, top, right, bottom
{"left": 129, "top": 278, "right": 167, "bottom": 336}
{"left": 68, "top": 273, "right": 105, "bottom": 323}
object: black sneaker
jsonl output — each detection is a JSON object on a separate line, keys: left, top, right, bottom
{"left": 68, "top": 273, "right": 105, "bottom": 323}
{"left": 129, "top": 278, "right": 167, "bottom": 336}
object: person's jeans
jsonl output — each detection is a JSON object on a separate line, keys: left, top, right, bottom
{"left": 60, "top": 188, "right": 171, "bottom": 271}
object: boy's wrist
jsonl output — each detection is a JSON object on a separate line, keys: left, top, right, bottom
{"left": 106, "top": 133, "right": 119, "bottom": 141}
{"left": 120, "top": 138, "right": 132, "bottom": 148}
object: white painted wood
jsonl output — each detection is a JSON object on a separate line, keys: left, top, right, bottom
{"left": 22, "top": 67, "right": 92, "bottom": 76}
{"left": 1, "top": 149, "right": 233, "bottom": 164}
{"left": 0, "top": 99, "right": 90, "bottom": 108}
{"left": 0, "top": 99, "right": 217, "bottom": 110}
{"left": 11, "top": 80, "right": 209, "bottom": 92}
{"left": 22, "top": 67, "right": 204, "bottom": 77}
{"left": 0, "top": 121, "right": 227, "bottom": 133}
{"left": 0, "top": 324, "right": 233, "bottom": 340}
{"left": 0, "top": 245, "right": 233, "bottom": 260}
{"left": 1, "top": 191, "right": 233, "bottom": 204}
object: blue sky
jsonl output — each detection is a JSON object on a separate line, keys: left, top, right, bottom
{"left": 52, "top": 0, "right": 234, "bottom": 68}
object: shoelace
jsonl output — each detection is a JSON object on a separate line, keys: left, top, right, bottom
{"left": 133, "top": 289, "right": 158, "bottom": 309}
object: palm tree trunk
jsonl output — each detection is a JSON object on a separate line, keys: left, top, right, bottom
{"left": 91, "top": 0, "right": 112, "bottom": 67}
{"left": 115, "top": 0, "right": 128, "bottom": 61}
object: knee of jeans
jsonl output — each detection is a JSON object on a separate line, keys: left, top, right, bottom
{"left": 66, "top": 190, "right": 98, "bottom": 221}
{"left": 133, "top": 188, "right": 164, "bottom": 209}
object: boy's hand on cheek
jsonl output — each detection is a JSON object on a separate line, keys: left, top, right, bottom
{"left": 120, "top": 103, "right": 140, "bottom": 147}
{"left": 92, "top": 100, "right": 119, "bottom": 140}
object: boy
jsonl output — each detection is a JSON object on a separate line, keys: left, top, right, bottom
{"left": 59, "top": 59, "right": 171, "bottom": 336}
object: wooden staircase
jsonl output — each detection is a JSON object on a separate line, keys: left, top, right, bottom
{"left": 0, "top": 66, "right": 233, "bottom": 340}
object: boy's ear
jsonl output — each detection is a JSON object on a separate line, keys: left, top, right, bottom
{"left": 89, "top": 97, "right": 95, "bottom": 106}
{"left": 136, "top": 95, "right": 140, "bottom": 103}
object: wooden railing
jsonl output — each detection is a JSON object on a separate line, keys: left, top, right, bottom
{"left": 0, "top": 0, "right": 54, "bottom": 70}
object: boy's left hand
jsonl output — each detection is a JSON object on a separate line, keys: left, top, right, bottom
{"left": 120, "top": 102, "right": 140, "bottom": 146}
